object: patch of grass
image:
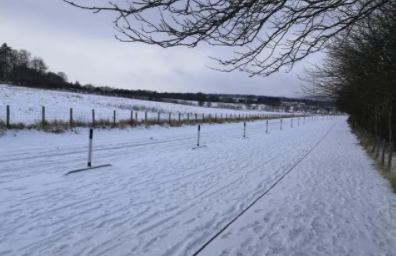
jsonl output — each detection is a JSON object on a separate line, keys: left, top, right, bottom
{"left": 1, "top": 115, "right": 295, "bottom": 135}
{"left": 349, "top": 120, "right": 396, "bottom": 193}
{"left": 381, "top": 171, "right": 396, "bottom": 193}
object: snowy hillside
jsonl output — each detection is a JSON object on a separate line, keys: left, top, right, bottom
{"left": 0, "top": 85, "right": 286, "bottom": 125}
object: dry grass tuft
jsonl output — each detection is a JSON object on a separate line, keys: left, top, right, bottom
{"left": 349, "top": 120, "right": 396, "bottom": 193}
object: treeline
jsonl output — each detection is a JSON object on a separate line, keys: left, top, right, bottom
{"left": 303, "top": 1, "right": 396, "bottom": 146}
{"left": 0, "top": 43, "right": 70, "bottom": 88}
{"left": 0, "top": 42, "right": 330, "bottom": 109}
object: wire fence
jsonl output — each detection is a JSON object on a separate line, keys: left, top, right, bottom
{"left": 1, "top": 105, "right": 297, "bottom": 129}
{"left": 353, "top": 124, "right": 396, "bottom": 172}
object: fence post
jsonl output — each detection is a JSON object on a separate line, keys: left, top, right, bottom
{"left": 197, "top": 125, "right": 201, "bottom": 147}
{"left": 244, "top": 122, "right": 246, "bottom": 138}
{"left": 381, "top": 139, "right": 387, "bottom": 166}
{"left": 42, "top": 106, "right": 46, "bottom": 125}
{"left": 195, "top": 113, "right": 198, "bottom": 122}
{"left": 266, "top": 120, "right": 269, "bottom": 134}
{"left": 372, "top": 134, "right": 377, "bottom": 153}
{"left": 113, "top": 110, "right": 116, "bottom": 126}
{"left": 291, "top": 118, "right": 293, "bottom": 128}
{"left": 92, "top": 109, "right": 95, "bottom": 127}
{"left": 70, "top": 108, "right": 73, "bottom": 130}
{"left": 203, "top": 113, "right": 205, "bottom": 122}
{"left": 375, "top": 136, "right": 381, "bottom": 159}
{"left": 179, "top": 112, "right": 181, "bottom": 123}
{"left": 187, "top": 113, "right": 190, "bottom": 122}
{"left": 88, "top": 128, "right": 93, "bottom": 167}
{"left": 145, "top": 112, "right": 148, "bottom": 124}
{"left": 298, "top": 117, "right": 300, "bottom": 126}
{"left": 131, "top": 111, "right": 133, "bottom": 124}
{"left": 169, "top": 113, "right": 171, "bottom": 123}
{"left": 135, "top": 112, "right": 138, "bottom": 122}
{"left": 280, "top": 119, "right": 283, "bottom": 130}
{"left": 387, "top": 142, "right": 393, "bottom": 171}
{"left": 6, "top": 105, "right": 10, "bottom": 128}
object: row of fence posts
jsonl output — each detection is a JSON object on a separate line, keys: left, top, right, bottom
{"left": 197, "top": 115, "right": 324, "bottom": 148}
{"left": 355, "top": 124, "right": 394, "bottom": 171}
{"left": 3, "top": 105, "right": 301, "bottom": 129}
{"left": 83, "top": 114, "right": 332, "bottom": 169}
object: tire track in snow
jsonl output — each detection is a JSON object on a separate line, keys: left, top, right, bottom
{"left": 191, "top": 122, "right": 337, "bottom": 256}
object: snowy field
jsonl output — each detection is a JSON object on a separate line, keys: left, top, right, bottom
{"left": 0, "top": 85, "right": 287, "bottom": 125}
{"left": 1, "top": 116, "right": 396, "bottom": 256}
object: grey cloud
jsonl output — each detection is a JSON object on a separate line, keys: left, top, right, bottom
{"left": 0, "top": 0, "right": 323, "bottom": 97}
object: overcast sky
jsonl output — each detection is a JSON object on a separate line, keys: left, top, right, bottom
{"left": 0, "top": 0, "right": 322, "bottom": 97}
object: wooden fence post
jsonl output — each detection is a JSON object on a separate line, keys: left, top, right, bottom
{"left": 372, "top": 134, "right": 377, "bottom": 153}
{"left": 42, "top": 106, "right": 45, "bottom": 124}
{"left": 113, "top": 110, "right": 116, "bottom": 126}
{"left": 195, "top": 113, "right": 198, "bottom": 122}
{"left": 70, "top": 108, "right": 73, "bottom": 130}
{"left": 169, "top": 113, "right": 171, "bottom": 123}
{"left": 179, "top": 113, "right": 181, "bottom": 122}
{"left": 145, "top": 112, "right": 148, "bottom": 124}
{"left": 387, "top": 142, "right": 393, "bottom": 171}
{"left": 375, "top": 136, "right": 381, "bottom": 159}
{"left": 135, "top": 112, "right": 138, "bottom": 122}
{"left": 6, "top": 105, "right": 10, "bottom": 128}
{"left": 131, "top": 111, "right": 133, "bottom": 124}
{"left": 381, "top": 139, "right": 387, "bottom": 166}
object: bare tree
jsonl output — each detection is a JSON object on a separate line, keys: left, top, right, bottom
{"left": 301, "top": 1, "right": 396, "bottom": 167}
{"left": 63, "top": 0, "right": 392, "bottom": 77}
{"left": 31, "top": 57, "right": 48, "bottom": 76}
{"left": 18, "top": 49, "right": 32, "bottom": 67}
{"left": 57, "top": 72, "right": 68, "bottom": 83}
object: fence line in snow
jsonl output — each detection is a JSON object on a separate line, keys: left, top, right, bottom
{"left": 1, "top": 105, "right": 312, "bottom": 130}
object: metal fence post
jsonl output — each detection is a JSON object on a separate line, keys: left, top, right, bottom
{"left": 92, "top": 109, "right": 95, "bottom": 127}
{"left": 42, "top": 106, "right": 45, "bottom": 124}
{"left": 266, "top": 120, "right": 269, "bottom": 134}
{"left": 88, "top": 128, "right": 93, "bottom": 167}
{"left": 70, "top": 108, "right": 73, "bottom": 130}
{"left": 6, "top": 105, "right": 10, "bottom": 128}
{"left": 197, "top": 125, "right": 201, "bottom": 147}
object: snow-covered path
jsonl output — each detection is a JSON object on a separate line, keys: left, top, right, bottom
{"left": 1, "top": 118, "right": 396, "bottom": 256}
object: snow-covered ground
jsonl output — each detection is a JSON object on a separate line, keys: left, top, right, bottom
{"left": 0, "top": 85, "right": 287, "bottom": 124}
{"left": 1, "top": 116, "right": 396, "bottom": 256}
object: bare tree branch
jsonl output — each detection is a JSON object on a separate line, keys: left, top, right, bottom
{"left": 63, "top": 0, "right": 392, "bottom": 77}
